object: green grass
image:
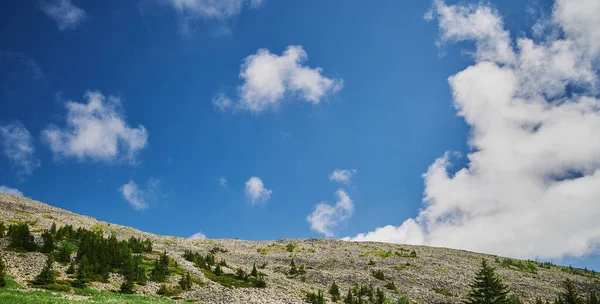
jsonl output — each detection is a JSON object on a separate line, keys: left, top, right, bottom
{"left": 434, "top": 288, "right": 453, "bottom": 297}
{"left": 498, "top": 258, "right": 538, "bottom": 274}
{"left": 4, "top": 276, "right": 23, "bottom": 289}
{"left": 0, "top": 288, "right": 175, "bottom": 303}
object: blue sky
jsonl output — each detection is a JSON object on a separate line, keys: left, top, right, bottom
{"left": 2, "top": 0, "right": 600, "bottom": 271}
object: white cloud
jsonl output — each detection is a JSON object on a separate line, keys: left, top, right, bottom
{"left": 0, "top": 122, "right": 40, "bottom": 178}
{"left": 163, "top": 0, "right": 263, "bottom": 34}
{"left": 0, "top": 186, "right": 23, "bottom": 196}
{"left": 428, "top": 0, "right": 515, "bottom": 64}
{"left": 218, "top": 46, "right": 343, "bottom": 113}
{"left": 307, "top": 189, "right": 354, "bottom": 237}
{"left": 119, "top": 179, "right": 159, "bottom": 210}
{"left": 166, "top": 0, "right": 263, "bottom": 19}
{"left": 42, "top": 91, "right": 148, "bottom": 163}
{"left": 218, "top": 177, "right": 227, "bottom": 187}
{"left": 189, "top": 232, "right": 207, "bottom": 240}
{"left": 329, "top": 169, "right": 357, "bottom": 184}
{"left": 244, "top": 176, "right": 272, "bottom": 204}
{"left": 346, "top": 0, "right": 600, "bottom": 260}
{"left": 41, "top": 0, "right": 87, "bottom": 31}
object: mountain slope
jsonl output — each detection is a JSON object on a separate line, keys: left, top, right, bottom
{"left": 0, "top": 193, "right": 598, "bottom": 303}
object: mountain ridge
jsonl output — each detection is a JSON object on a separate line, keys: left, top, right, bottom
{"left": 0, "top": 193, "right": 598, "bottom": 303}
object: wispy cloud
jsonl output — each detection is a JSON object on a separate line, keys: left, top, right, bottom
{"left": 41, "top": 0, "right": 87, "bottom": 30}
{"left": 0, "top": 186, "right": 23, "bottom": 196}
{"left": 218, "top": 177, "right": 227, "bottom": 187}
{"left": 346, "top": 0, "right": 600, "bottom": 260}
{"left": 244, "top": 176, "right": 272, "bottom": 204}
{"left": 162, "top": 0, "right": 264, "bottom": 34}
{"left": 329, "top": 169, "right": 357, "bottom": 184}
{"left": 215, "top": 46, "right": 343, "bottom": 113}
{"left": 42, "top": 91, "right": 148, "bottom": 163}
{"left": 0, "top": 122, "right": 40, "bottom": 178}
{"left": 307, "top": 189, "right": 354, "bottom": 237}
{"left": 189, "top": 232, "right": 207, "bottom": 240}
{"left": 119, "top": 178, "right": 160, "bottom": 210}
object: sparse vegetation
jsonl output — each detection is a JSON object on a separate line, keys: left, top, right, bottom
{"left": 434, "top": 288, "right": 452, "bottom": 297}
{"left": 305, "top": 290, "right": 325, "bottom": 304}
{"left": 372, "top": 269, "right": 385, "bottom": 280}
{"left": 498, "top": 257, "right": 538, "bottom": 274}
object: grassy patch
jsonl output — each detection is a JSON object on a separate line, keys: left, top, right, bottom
{"left": 0, "top": 288, "right": 174, "bottom": 303}
{"left": 90, "top": 223, "right": 104, "bottom": 234}
{"left": 4, "top": 275, "right": 23, "bottom": 289}
{"left": 434, "top": 288, "right": 453, "bottom": 297}
{"left": 498, "top": 258, "right": 538, "bottom": 274}
{"left": 560, "top": 266, "right": 598, "bottom": 278}
{"left": 435, "top": 268, "right": 449, "bottom": 274}
{"left": 256, "top": 244, "right": 286, "bottom": 255}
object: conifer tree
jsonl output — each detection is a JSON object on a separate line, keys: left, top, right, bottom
{"left": 150, "top": 252, "right": 169, "bottom": 282}
{"left": 0, "top": 251, "right": 7, "bottom": 287}
{"left": 330, "top": 281, "right": 341, "bottom": 302}
{"left": 558, "top": 279, "right": 584, "bottom": 304}
{"left": 55, "top": 242, "right": 73, "bottom": 264}
{"left": 179, "top": 272, "right": 192, "bottom": 291}
{"left": 7, "top": 223, "right": 37, "bottom": 251}
{"left": 290, "top": 258, "right": 297, "bottom": 275}
{"left": 41, "top": 231, "right": 55, "bottom": 253}
{"left": 34, "top": 254, "right": 56, "bottom": 285}
{"left": 73, "top": 255, "right": 92, "bottom": 287}
{"left": 50, "top": 222, "right": 57, "bottom": 235}
{"left": 251, "top": 262, "right": 258, "bottom": 277}
{"left": 463, "top": 259, "right": 511, "bottom": 304}
{"left": 120, "top": 277, "right": 135, "bottom": 294}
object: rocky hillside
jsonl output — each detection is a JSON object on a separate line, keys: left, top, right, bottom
{"left": 0, "top": 193, "right": 598, "bottom": 303}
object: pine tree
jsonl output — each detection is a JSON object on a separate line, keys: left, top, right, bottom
{"left": 120, "top": 277, "right": 135, "bottom": 294}
{"left": 251, "top": 262, "right": 258, "bottom": 277}
{"left": 73, "top": 255, "right": 92, "bottom": 287}
{"left": 290, "top": 258, "right": 297, "bottom": 275}
{"left": 179, "top": 272, "right": 192, "bottom": 291}
{"left": 0, "top": 251, "right": 7, "bottom": 287}
{"left": 41, "top": 231, "right": 55, "bottom": 253}
{"left": 7, "top": 223, "right": 37, "bottom": 251}
{"left": 50, "top": 223, "right": 57, "bottom": 235}
{"left": 330, "top": 281, "right": 341, "bottom": 302}
{"left": 463, "top": 259, "right": 511, "bottom": 304}
{"left": 55, "top": 242, "right": 73, "bottom": 264}
{"left": 558, "top": 279, "right": 584, "bottom": 304}
{"left": 150, "top": 252, "right": 169, "bottom": 282}
{"left": 34, "top": 254, "right": 56, "bottom": 285}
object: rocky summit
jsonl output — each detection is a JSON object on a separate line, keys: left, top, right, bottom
{"left": 0, "top": 193, "right": 598, "bottom": 303}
